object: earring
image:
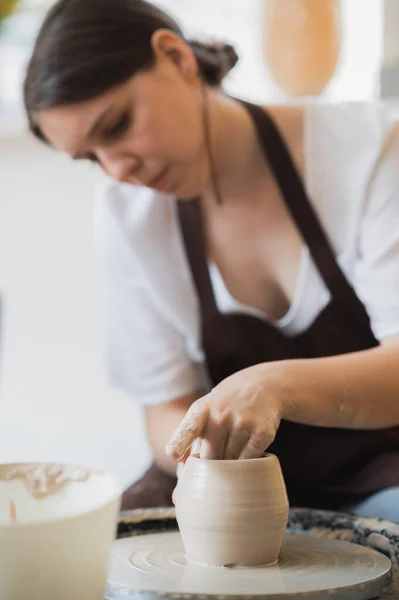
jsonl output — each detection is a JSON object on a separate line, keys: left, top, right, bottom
{"left": 202, "top": 84, "right": 223, "bottom": 206}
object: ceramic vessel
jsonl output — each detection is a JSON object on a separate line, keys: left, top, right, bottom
{"left": 0, "top": 462, "right": 121, "bottom": 600}
{"left": 175, "top": 454, "right": 289, "bottom": 567}
{"left": 263, "top": 0, "right": 341, "bottom": 97}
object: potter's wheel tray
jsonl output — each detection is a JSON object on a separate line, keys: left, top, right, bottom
{"left": 106, "top": 508, "right": 397, "bottom": 599}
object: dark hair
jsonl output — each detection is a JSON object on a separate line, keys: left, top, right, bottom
{"left": 24, "top": 0, "right": 239, "bottom": 142}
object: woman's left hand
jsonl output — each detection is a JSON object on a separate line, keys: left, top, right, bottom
{"left": 166, "top": 365, "right": 285, "bottom": 461}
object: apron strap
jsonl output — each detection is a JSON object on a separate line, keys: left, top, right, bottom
{"left": 177, "top": 199, "right": 219, "bottom": 317}
{"left": 240, "top": 100, "right": 353, "bottom": 301}
{"left": 177, "top": 100, "right": 367, "bottom": 320}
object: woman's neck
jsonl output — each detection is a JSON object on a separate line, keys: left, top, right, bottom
{"left": 202, "top": 92, "right": 306, "bottom": 213}
{"left": 202, "top": 92, "right": 268, "bottom": 208}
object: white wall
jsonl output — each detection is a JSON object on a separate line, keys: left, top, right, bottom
{"left": 155, "top": 0, "right": 383, "bottom": 103}
{"left": 0, "top": 134, "right": 151, "bottom": 487}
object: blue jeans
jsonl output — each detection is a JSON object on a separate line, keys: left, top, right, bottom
{"left": 343, "top": 487, "right": 399, "bottom": 522}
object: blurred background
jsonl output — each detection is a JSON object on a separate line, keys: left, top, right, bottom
{"left": 0, "top": 0, "right": 397, "bottom": 489}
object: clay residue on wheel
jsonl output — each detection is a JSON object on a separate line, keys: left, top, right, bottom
{"left": 0, "top": 463, "right": 93, "bottom": 500}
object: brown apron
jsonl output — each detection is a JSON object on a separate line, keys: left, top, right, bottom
{"left": 121, "top": 101, "right": 399, "bottom": 511}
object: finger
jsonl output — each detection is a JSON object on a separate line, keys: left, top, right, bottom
{"left": 179, "top": 447, "right": 192, "bottom": 465}
{"left": 239, "top": 431, "right": 274, "bottom": 460}
{"left": 190, "top": 438, "right": 202, "bottom": 457}
{"left": 176, "top": 438, "right": 202, "bottom": 465}
{"left": 166, "top": 401, "right": 209, "bottom": 461}
{"left": 199, "top": 413, "right": 231, "bottom": 460}
{"left": 224, "top": 428, "right": 251, "bottom": 460}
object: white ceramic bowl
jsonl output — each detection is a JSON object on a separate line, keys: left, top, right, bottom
{"left": 0, "top": 462, "right": 121, "bottom": 600}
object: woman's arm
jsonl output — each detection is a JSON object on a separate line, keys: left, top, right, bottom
{"left": 279, "top": 337, "right": 399, "bottom": 430}
{"left": 166, "top": 338, "right": 399, "bottom": 462}
{"left": 145, "top": 391, "right": 200, "bottom": 474}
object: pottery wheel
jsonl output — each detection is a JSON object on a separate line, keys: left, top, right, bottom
{"left": 107, "top": 531, "right": 392, "bottom": 599}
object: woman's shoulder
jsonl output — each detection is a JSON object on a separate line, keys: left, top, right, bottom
{"left": 304, "top": 101, "right": 399, "bottom": 147}
{"left": 97, "top": 175, "right": 175, "bottom": 234}
{"left": 96, "top": 175, "right": 181, "bottom": 254}
{"left": 95, "top": 175, "right": 184, "bottom": 280}
{"left": 303, "top": 101, "right": 399, "bottom": 201}
{"left": 95, "top": 176, "right": 199, "bottom": 338}
{"left": 299, "top": 102, "right": 399, "bottom": 254}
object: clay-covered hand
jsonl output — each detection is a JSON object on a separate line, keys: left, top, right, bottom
{"left": 166, "top": 365, "right": 284, "bottom": 461}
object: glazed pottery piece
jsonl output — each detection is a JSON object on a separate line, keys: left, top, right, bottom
{"left": 107, "top": 530, "right": 392, "bottom": 600}
{"left": 0, "top": 462, "right": 121, "bottom": 600}
{"left": 175, "top": 454, "right": 289, "bottom": 567}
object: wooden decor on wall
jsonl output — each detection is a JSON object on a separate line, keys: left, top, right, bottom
{"left": 263, "top": 0, "right": 342, "bottom": 97}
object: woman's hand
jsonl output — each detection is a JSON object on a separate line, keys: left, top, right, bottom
{"left": 167, "top": 339, "right": 399, "bottom": 470}
{"left": 166, "top": 364, "right": 285, "bottom": 461}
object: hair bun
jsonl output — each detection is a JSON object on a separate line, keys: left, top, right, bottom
{"left": 188, "top": 40, "right": 239, "bottom": 86}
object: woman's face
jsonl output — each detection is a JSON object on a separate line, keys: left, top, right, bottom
{"left": 37, "top": 31, "right": 209, "bottom": 198}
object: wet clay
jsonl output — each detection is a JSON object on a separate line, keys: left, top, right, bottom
{"left": 176, "top": 454, "right": 289, "bottom": 567}
{"left": 0, "top": 463, "right": 92, "bottom": 500}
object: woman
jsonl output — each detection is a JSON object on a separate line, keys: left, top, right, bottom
{"left": 24, "top": 0, "right": 399, "bottom": 519}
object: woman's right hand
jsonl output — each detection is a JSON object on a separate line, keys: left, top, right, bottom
{"left": 166, "top": 364, "right": 284, "bottom": 462}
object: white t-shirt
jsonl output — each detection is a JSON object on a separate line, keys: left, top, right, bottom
{"left": 96, "top": 103, "right": 399, "bottom": 406}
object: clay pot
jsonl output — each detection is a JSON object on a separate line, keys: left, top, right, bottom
{"left": 175, "top": 454, "right": 289, "bottom": 567}
{"left": 263, "top": 0, "right": 341, "bottom": 97}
